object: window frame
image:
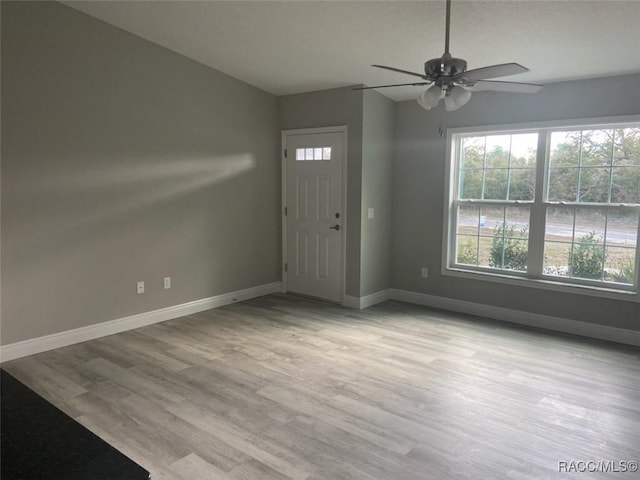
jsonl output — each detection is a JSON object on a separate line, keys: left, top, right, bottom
{"left": 442, "top": 115, "right": 640, "bottom": 302}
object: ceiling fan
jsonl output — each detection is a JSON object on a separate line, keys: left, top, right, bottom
{"left": 355, "top": 0, "right": 542, "bottom": 111}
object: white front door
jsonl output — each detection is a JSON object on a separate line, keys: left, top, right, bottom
{"left": 283, "top": 128, "right": 345, "bottom": 303}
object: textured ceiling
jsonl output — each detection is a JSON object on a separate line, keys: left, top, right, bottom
{"left": 63, "top": 0, "right": 640, "bottom": 102}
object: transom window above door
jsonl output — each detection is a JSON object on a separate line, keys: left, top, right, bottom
{"left": 295, "top": 147, "right": 332, "bottom": 161}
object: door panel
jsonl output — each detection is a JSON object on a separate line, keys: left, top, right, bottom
{"left": 284, "top": 130, "right": 344, "bottom": 302}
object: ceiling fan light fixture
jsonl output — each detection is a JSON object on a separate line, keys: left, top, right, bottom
{"left": 417, "top": 85, "right": 442, "bottom": 110}
{"left": 444, "top": 86, "right": 472, "bottom": 111}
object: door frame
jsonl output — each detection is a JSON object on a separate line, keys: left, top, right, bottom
{"left": 281, "top": 126, "right": 348, "bottom": 304}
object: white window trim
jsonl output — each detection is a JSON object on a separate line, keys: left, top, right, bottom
{"left": 442, "top": 115, "right": 640, "bottom": 303}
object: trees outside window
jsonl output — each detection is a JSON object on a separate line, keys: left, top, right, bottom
{"left": 447, "top": 120, "right": 640, "bottom": 292}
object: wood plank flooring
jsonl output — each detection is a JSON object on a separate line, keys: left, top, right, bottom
{"left": 3, "top": 294, "right": 640, "bottom": 479}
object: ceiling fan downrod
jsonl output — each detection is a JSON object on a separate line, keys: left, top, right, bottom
{"left": 425, "top": 0, "right": 466, "bottom": 80}
{"left": 444, "top": 0, "right": 451, "bottom": 55}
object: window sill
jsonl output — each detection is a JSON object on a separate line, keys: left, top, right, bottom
{"left": 443, "top": 267, "right": 639, "bottom": 303}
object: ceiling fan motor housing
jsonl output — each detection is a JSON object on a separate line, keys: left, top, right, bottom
{"left": 424, "top": 56, "right": 467, "bottom": 79}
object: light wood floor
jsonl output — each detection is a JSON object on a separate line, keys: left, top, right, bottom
{"left": 4, "top": 294, "right": 640, "bottom": 479}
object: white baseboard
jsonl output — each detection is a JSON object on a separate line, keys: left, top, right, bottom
{"left": 0, "top": 282, "right": 282, "bottom": 362}
{"left": 388, "top": 288, "right": 640, "bottom": 347}
{"left": 343, "top": 290, "right": 392, "bottom": 309}
{"left": 341, "top": 288, "right": 640, "bottom": 346}
{"left": 342, "top": 295, "right": 361, "bottom": 309}
{"left": 3, "top": 282, "right": 636, "bottom": 361}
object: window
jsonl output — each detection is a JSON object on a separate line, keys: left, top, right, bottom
{"left": 445, "top": 117, "right": 640, "bottom": 295}
{"left": 295, "top": 147, "right": 332, "bottom": 161}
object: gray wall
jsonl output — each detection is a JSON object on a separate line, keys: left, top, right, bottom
{"left": 1, "top": 1, "right": 280, "bottom": 344}
{"left": 392, "top": 74, "right": 640, "bottom": 330}
{"left": 278, "top": 87, "right": 364, "bottom": 297}
{"left": 361, "top": 90, "right": 394, "bottom": 296}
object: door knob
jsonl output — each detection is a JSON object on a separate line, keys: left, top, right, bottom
{"left": 329, "top": 224, "right": 341, "bottom": 231}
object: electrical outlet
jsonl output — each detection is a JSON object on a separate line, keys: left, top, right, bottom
{"left": 137, "top": 281, "right": 145, "bottom": 294}
{"left": 421, "top": 267, "right": 429, "bottom": 278}
{"left": 164, "top": 277, "right": 171, "bottom": 289}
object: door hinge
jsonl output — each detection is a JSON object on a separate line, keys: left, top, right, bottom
{"left": 284, "top": 206, "right": 288, "bottom": 216}
{"left": 284, "top": 148, "right": 287, "bottom": 158}
{"left": 284, "top": 263, "right": 288, "bottom": 272}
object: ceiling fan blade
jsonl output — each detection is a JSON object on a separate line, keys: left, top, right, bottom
{"left": 353, "top": 82, "right": 431, "bottom": 91}
{"left": 372, "top": 64, "right": 430, "bottom": 80}
{"left": 469, "top": 80, "right": 543, "bottom": 94}
{"left": 454, "top": 63, "right": 529, "bottom": 82}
